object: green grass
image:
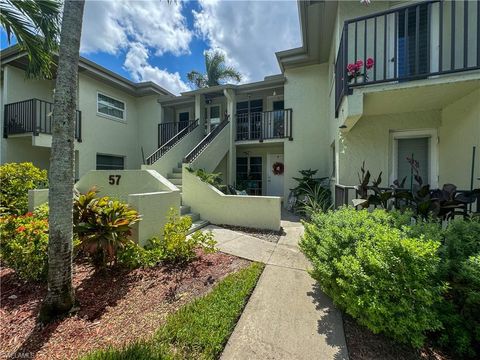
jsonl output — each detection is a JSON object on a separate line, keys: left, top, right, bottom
{"left": 82, "top": 262, "right": 264, "bottom": 360}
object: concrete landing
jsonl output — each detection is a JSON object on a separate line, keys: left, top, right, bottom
{"left": 203, "top": 212, "right": 349, "bottom": 360}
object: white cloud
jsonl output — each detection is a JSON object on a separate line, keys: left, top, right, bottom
{"left": 81, "top": 0, "right": 192, "bottom": 56}
{"left": 193, "top": 0, "right": 301, "bottom": 82}
{"left": 124, "top": 43, "right": 190, "bottom": 95}
{"left": 81, "top": 0, "right": 192, "bottom": 94}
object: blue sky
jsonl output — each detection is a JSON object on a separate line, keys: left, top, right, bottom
{"left": 1, "top": 0, "right": 301, "bottom": 94}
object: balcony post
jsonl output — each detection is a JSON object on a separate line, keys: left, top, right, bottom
{"left": 32, "top": 99, "right": 38, "bottom": 136}
{"left": 224, "top": 88, "right": 236, "bottom": 185}
{"left": 77, "top": 111, "right": 82, "bottom": 142}
{"left": 343, "top": 23, "right": 350, "bottom": 96}
{"left": 3, "top": 105, "right": 8, "bottom": 138}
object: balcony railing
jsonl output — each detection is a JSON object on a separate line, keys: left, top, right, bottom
{"left": 183, "top": 119, "right": 229, "bottom": 164}
{"left": 146, "top": 119, "right": 199, "bottom": 165}
{"left": 235, "top": 109, "right": 292, "bottom": 142}
{"left": 3, "top": 98, "right": 82, "bottom": 141}
{"left": 158, "top": 120, "right": 197, "bottom": 147}
{"left": 335, "top": 0, "right": 480, "bottom": 116}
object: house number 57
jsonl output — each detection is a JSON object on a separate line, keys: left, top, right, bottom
{"left": 108, "top": 175, "right": 121, "bottom": 185}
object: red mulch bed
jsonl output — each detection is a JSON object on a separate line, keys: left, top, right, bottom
{"left": 343, "top": 314, "right": 454, "bottom": 360}
{"left": 0, "top": 250, "right": 250, "bottom": 360}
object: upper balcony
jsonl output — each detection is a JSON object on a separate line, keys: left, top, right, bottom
{"left": 235, "top": 109, "right": 293, "bottom": 143}
{"left": 3, "top": 98, "right": 82, "bottom": 141}
{"left": 335, "top": 0, "right": 480, "bottom": 117}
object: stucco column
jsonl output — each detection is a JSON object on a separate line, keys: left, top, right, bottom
{"left": 194, "top": 94, "right": 206, "bottom": 135}
{"left": 224, "top": 88, "right": 236, "bottom": 185}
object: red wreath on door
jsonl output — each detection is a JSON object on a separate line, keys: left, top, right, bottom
{"left": 272, "top": 162, "right": 284, "bottom": 175}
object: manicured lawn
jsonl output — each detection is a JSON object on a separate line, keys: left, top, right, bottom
{"left": 83, "top": 262, "right": 264, "bottom": 360}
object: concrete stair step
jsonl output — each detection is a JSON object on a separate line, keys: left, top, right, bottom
{"left": 168, "top": 172, "right": 182, "bottom": 179}
{"left": 180, "top": 205, "right": 191, "bottom": 215}
{"left": 184, "top": 212, "right": 200, "bottom": 223}
{"left": 187, "top": 219, "right": 210, "bottom": 235}
{"left": 168, "top": 178, "right": 183, "bottom": 185}
{"left": 172, "top": 167, "right": 182, "bottom": 174}
{"left": 177, "top": 162, "right": 183, "bottom": 168}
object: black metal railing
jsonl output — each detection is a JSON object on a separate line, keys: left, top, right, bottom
{"left": 235, "top": 109, "right": 292, "bottom": 141}
{"left": 158, "top": 120, "right": 197, "bottom": 147}
{"left": 335, "top": 0, "right": 480, "bottom": 117}
{"left": 183, "top": 119, "right": 229, "bottom": 164}
{"left": 146, "top": 119, "right": 199, "bottom": 165}
{"left": 3, "top": 98, "right": 82, "bottom": 141}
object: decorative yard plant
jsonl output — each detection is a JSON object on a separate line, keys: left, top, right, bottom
{"left": 300, "top": 207, "right": 445, "bottom": 348}
{"left": 289, "top": 169, "right": 331, "bottom": 215}
{"left": 73, "top": 188, "right": 141, "bottom": 267}
{"left": 0, "top": 162, "right": 48, "bottom": 215}
{"left": 117, "top": 209, "right": 216, "bottom": 268}
{"left": 354, "top": 161, "right": 479, "bottom": 220}
{"left": 0, "top": 211, "right": 49, "bottom": 281}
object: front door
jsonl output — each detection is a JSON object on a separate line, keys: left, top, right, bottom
{"left": 178, "top": 112, "right": 190, "bottom": 131}
{"left": 267, "top": 153, "right": 284, "bottom": 197}
{"left": 205, "top": 105, "right": 221, "bottom": 133}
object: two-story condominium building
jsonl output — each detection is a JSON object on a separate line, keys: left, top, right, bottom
{"left": 1, "top": 0, "right": 479, "bottom": 219}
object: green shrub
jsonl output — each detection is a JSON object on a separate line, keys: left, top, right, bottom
{"left": 0, "top": 162, "right": 48, "bottom": 215}
{"left": 0, "top": 212, "right": 49, "bottom": 281}
{"left": 33, "top": 203, "right": 49, "bottom": 220}
{"left": 73, "top": 188, "right": 142, "bottom": 267}
{"left": 117, "top": 209, "right": 217, "bottom": 268}
{"left": 152, "top": 209, "right": 216, "bottom": 264}
{"left": 300, "top": 207, "right": 445, "bottom": 348}
{"left": 436, "top": 220, "right": 480, "bottom": 357}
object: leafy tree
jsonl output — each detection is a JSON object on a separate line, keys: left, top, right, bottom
{"left": 0, "top": 0, "right": 61, "bottom": 78}
{"left": 187, "top": 50, "right": 241, "bottom": 88}
{"left": 39, "top": 0, "right": 85, "bottom": 322}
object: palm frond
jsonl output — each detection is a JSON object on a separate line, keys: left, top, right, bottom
{"left": 187, "top": 49, "right": 241, "bottom": 88}
{"left": 0, "top": 0, "right": 61, "bottom": 79}
{"left": 187, "top": 70, "right": 208, "bottom": 88}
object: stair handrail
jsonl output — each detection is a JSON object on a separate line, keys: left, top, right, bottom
{"left": 183, "top": 119, "right": 229, "bottom": 164}
{"left": 146, "top": 119, "right": 199, "bottom": 165}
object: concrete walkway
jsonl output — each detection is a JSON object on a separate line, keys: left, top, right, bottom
{"left": 203, "top": 212, "right": 349, "bottom": 360}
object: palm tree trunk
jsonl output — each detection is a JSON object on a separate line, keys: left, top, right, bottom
{"left": 39, "top": 0, "right": 85, "bottom": 322}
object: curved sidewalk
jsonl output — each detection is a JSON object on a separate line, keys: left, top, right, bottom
{"left": 203, "top": 213, "right": 349, "bottom": 360}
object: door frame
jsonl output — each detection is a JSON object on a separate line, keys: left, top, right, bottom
{"left": 390, "top": 129, "right": 438, "bottom": 188}
{"left": 266, "top": 153, "right": 284, "bottom": 197}
{"left": 205, "top": 104, "right": 222, "bottom": 133}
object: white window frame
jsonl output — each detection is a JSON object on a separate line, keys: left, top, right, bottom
{"left": 97, "top": 92, "right": 126, "bottom": 122}
{"left": 390, "top": 129, "right": 438, "bottom": 188}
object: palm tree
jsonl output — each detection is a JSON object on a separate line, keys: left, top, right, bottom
{"left": 0, "top": 0, "right": 60, "bottom": 78}
{"left": 39, "top": 0, "right": 85, "bottom": 322}
{"left": 187, "top": 50, "right": 242, "bottom": 88}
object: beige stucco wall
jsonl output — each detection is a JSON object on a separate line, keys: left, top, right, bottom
{"left": 182, "top": 168, "right": 281, "bottom": 231}
{"left": 3, "top": 136, "right": 51, "bottom": 170}
{"left": 190, "top": 122, "right": 230, "bottom": 172}
{"left": 136, "top": 95, "right": 163, "bottom": 160}
{"left": 3, "top": 65, "right": 55, "bottom": 104}
{"left": 439, "top": 89, "right": 480, "bottom": 189}
{"left": 76, "top": 73, "right": 142, "bottom": 176}
{"left": 283, "top": 63, "right": 331, "bottom": 199}
{"left": 338, "top": 110, "right": 441, "bottom": 186}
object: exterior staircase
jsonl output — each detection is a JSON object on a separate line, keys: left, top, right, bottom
{"left": 167, "top": 162, "right": 209, "bottom": 234}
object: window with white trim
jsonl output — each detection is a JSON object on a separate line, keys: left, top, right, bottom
{"left": 97, "top": 93, "right": 125, "bottom": 120}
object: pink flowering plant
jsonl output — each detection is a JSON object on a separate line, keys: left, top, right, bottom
{"left": 347, "top": 57, "right": 375, "bottom": 83}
